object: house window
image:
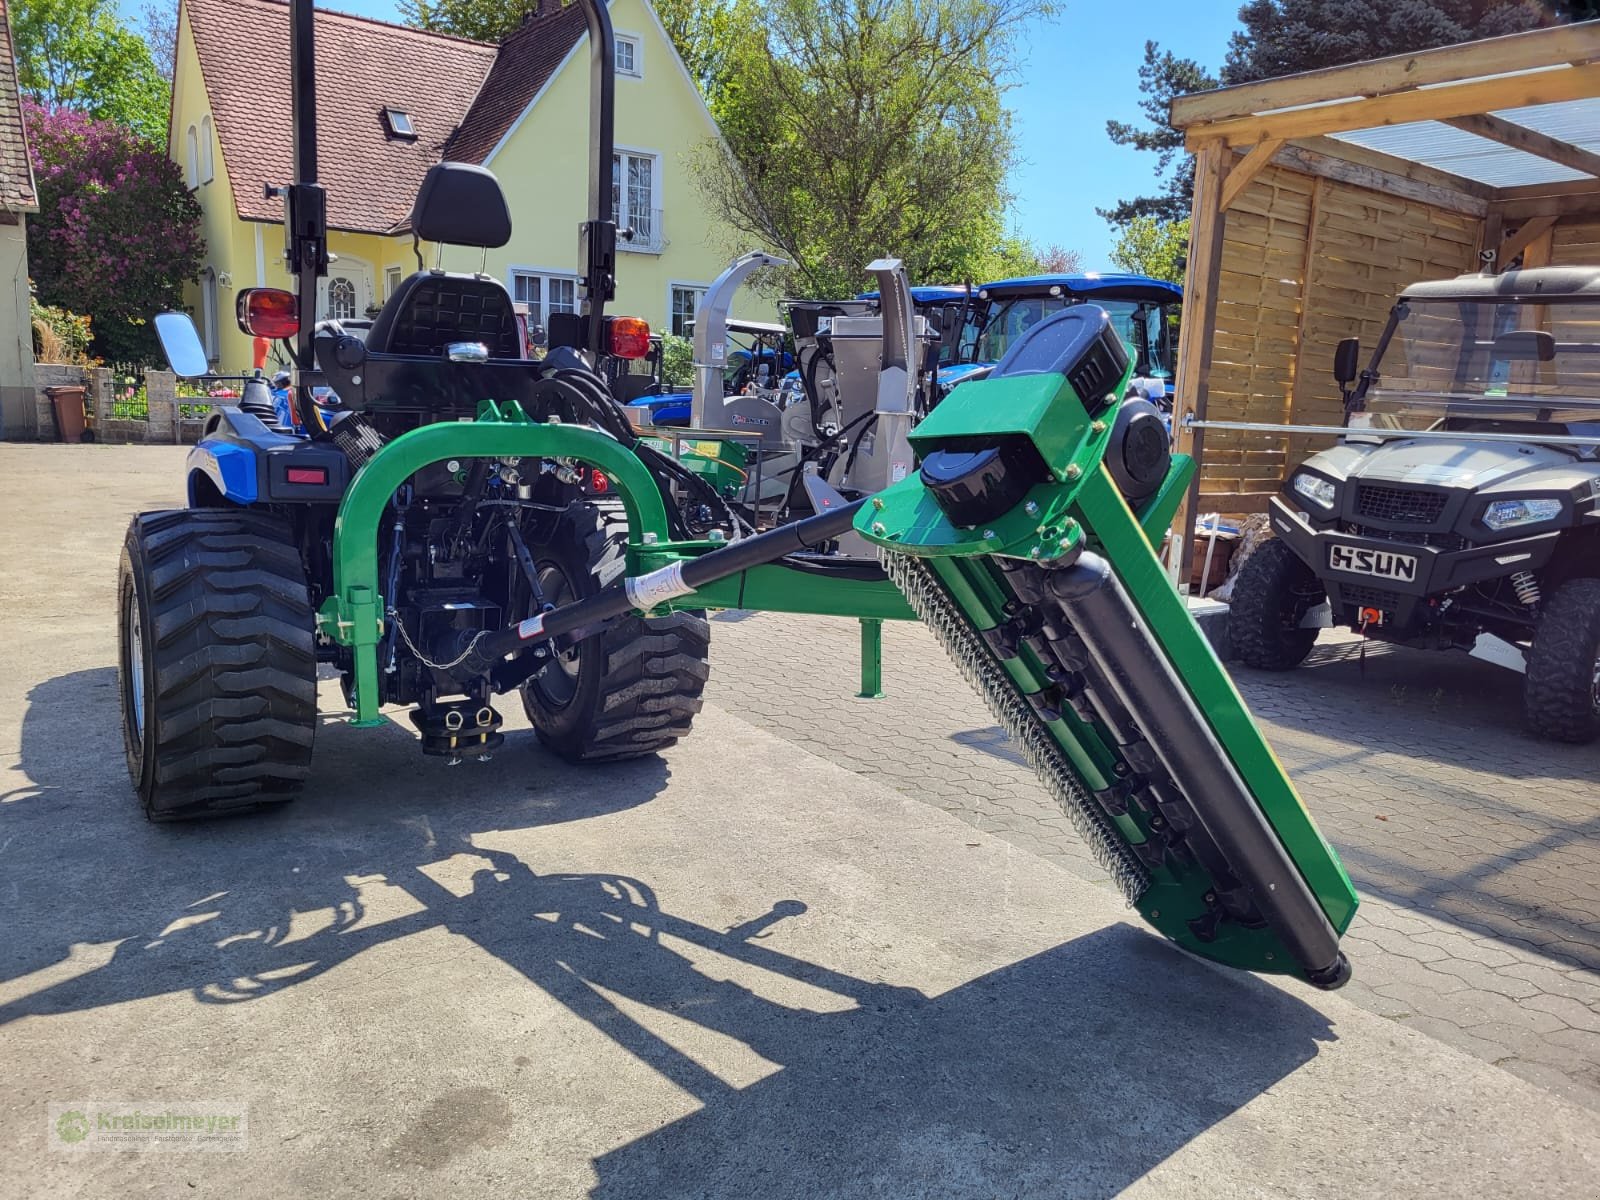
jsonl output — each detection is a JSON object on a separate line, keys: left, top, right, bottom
{"left": 381, "top": 107, "right": 417, "bottom": 141}
{"left": 615, "top": 34, "right": 641, "bottom": 77}
{"left": 611, "top": 150, "right": 658, "bottom": 251}
{"left": 185, "top": 125, "right": 199, "bottom": 188}
{"left": 200, "top": 269, "right": 219, "bottom": 361}
{"left": 385, "top": 266, "right": 403, "bottom": 299}
{"left": 509, "top": 270, "right": 579, "bottom": 331}
{"left": 669, "top": 285, "right": 705, "bottom": 338}
{"left": 199, "top": 114, "right": 214, "bottom": 183}
{"left": 327, "top": 276, "right": 358, "bottom": 321}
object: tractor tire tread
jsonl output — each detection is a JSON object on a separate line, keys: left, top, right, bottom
{"left": 1227, "top": 536, "right": 1323, "bottom": 671}
{"left": 523, "top": 503, "right": 709, "bottom": 762}
{"left": 120, "top": 509, "right": 317, "bottom": 820}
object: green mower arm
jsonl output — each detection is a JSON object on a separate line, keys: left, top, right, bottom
{"left": 855, "top": 307, "right": 1358, "bottom": 989}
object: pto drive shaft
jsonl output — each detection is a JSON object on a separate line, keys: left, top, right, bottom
{"left": 446, "top": 499, "right": 868, "bottom": 683}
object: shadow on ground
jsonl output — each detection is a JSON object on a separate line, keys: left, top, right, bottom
{"left": 5, "top": 667, "right": 1337, "bottom": 1197}
{"left": 943, "top": 634, "right": 1600, "bottom": 972}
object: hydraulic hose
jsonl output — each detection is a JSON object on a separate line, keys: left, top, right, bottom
{"left": 449, "top": 498, "right": 866, "bottom": 683}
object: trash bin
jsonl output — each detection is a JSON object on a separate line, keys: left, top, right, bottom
{"left": 46, "top": 386, "right": 89, "bottom": 444}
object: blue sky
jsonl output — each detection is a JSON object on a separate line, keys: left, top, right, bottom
{"left": 1006, "top": 2, "right": 1238, "bottom": 267}
{"left": 128, "top": 0, "right": 1239, "bottom": 268}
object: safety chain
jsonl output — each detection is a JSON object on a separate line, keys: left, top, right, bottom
{"left": 386, "top": 608, "right": 492, "bottom": 673}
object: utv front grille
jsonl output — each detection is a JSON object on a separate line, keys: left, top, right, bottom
{"left": 1354, "top": 485, "right": 1447, "bottom": 526}
{"left": 1343, "top": 522, "right": 1468, "bottom": 552}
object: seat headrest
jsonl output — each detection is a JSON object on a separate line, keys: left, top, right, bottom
{"left": 411, "top": 162, "right": 512, "bottom": 249}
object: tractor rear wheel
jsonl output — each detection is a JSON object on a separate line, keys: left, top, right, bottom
{"left": 118, "top": 509, "right": 317, "bottom": 820}
{"left": 521, "top": 503, "right": 710, "bottom": 761}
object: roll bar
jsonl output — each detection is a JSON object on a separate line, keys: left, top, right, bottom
{"left": 284, "top": 0, "right": 620, "bottom": 377}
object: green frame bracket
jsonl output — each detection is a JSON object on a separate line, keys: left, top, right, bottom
{"left": 316, "top": 411, "right": 674, "bottom": 726}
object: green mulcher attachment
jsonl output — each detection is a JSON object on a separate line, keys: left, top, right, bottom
{"left": 310, "top": 302, "right": 1356, "bottom": 990}
{"left": 854, "top": 306, "right": 1358, "bottom": 989}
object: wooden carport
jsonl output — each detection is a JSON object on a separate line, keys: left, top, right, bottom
{"left": 1168, "top": 20, "right": 1600, "bottom": 563}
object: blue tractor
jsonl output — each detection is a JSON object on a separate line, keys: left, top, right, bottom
{"left": 962, "top": 273, "right": 1182, "bottom": 406}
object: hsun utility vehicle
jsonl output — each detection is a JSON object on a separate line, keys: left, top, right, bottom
{"left": 117, "top": 0, "right": 1357, "bottom": 991}
{"left": 1229, "top": 268, "right": 1600, "bottom": 743}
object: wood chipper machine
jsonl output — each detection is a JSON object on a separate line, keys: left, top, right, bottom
{"left": 118, "top": 0, "right": 1356, "bottom": 992}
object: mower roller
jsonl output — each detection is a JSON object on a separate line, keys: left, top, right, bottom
{"left": 118, "top": 0, "right": 1356, "bottom": 992}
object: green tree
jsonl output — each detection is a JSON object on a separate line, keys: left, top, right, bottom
{"left": 691, "top": 0, "right": 1053, "bottom": 299}
{"left": 399, "top": 0, "right": 526, "bottom": 43}
{"left": 1104, "top": 1, "right": 1575, "bottom": 229}
{"left": 1101, "top": 43, "right": 1216, "bottom": 227}
{"left": 1109, "top": 216, "right": 1188, "bottom": 284}
{"left": 11, "top": 0, "right": 170, "bottom": 143}
{"left": 26, "top": 102, "right": 206, "bottom": 363}
{"left": 653, "top": 0, "right": 740, "bottom": 104}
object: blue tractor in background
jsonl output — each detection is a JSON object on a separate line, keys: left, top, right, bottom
{"left": 961, "top": 273, "right": 1182, "bottom": 408}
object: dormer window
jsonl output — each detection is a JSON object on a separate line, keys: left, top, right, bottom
{"left": 382, "top": 107, "right": 417, "bottom": 141}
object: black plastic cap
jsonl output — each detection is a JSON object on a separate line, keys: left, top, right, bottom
{"left": 920, "top": 441, "right": 1039, "bottom": 529}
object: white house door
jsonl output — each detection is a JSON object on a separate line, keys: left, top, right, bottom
{"left": 319, "top": 258, "right": 373, "bottom": 323}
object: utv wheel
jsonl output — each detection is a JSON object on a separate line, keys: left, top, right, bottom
{"left": 521, "top": 503, "right": 710, "bottom": 761}
{"left": 1523, "top": 578, "right": 1600, "bottom": 744}
{"left": 1228, "top": 537, "right": 1325, "bottom": 671}
{"left": 118, "top": 509, "right": 317, "bottom": 819}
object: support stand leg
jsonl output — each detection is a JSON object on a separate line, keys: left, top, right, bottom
{"left": 857, "top": 618, "right": 884, "bottom": 699}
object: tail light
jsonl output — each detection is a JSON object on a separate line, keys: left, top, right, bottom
{"left": 608, "top": 316, "right": 650, "bottom": 359}
{"left": 237, "top": 288, "right": 299, "bottom": 338}
{"left": 590, "top": 469, "right": 610, "bottom": 494}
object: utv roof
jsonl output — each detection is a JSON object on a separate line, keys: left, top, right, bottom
{"left": 979, "top": 273, "right": 1183, "bottom": 303}
{"left": 1400, "top": 266, "right": 1600, "bottom": 303}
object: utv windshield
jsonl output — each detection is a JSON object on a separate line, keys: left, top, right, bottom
{"left": 977, "top": 296, "right": 1174, "bottom": 378}
{"left": 1367, "top": 298, "right": 1600, "bottom": 431}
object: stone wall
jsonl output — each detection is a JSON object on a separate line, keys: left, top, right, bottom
{"left": 21, "top": 366, "right": 230, "bottom": 444}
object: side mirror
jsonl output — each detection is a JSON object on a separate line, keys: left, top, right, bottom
{"left": 937, "top": 304, "right": 965, "bottom": 355}
{"left": 1493, "top": 329, "right": 1556, "bottom": 362}
{"left": 1333, "top": 337, "right": 1360, "bottom": 386}
{"left": 153, "top": 312, "right": 209, "bottom": 378}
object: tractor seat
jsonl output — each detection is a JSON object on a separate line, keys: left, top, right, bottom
{"left": 366, "top": 163, "right": 521, "bottom": 359}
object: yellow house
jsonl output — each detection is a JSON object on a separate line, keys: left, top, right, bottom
{"left": 171, "top": 0, "right": 750, "bottom": 371}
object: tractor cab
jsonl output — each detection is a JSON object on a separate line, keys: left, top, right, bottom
{"left": 970, "top": 274, "right": 1181, "bottom": 408}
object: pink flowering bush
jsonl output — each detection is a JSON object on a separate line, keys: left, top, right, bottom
{"left": 25, "top": 101, "right": 205, "bottom": 364}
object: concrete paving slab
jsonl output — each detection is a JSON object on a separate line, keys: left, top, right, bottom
{"left": 3, "top": 444, "right": 1599, "bottom": 1197}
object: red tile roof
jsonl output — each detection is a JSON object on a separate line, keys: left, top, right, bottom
{"left": 185, "top": 0, "right": 498, "bottom": 232}
{"left": 0, "top": 0, "right": 38, "bottom": 212}
{"left": 444, "top": 2, "right": 587, "bottom": 165}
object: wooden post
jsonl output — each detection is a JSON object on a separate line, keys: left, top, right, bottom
{"left": 1170, "top": 138, "right": 1230, "bottom": 585}
{"left": 1286, "top": 177, "right": 1326, "bottom": 466}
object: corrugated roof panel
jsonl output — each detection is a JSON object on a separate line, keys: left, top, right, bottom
{"left": 1489, "top": 97, "right": 1600, "bottom": 151}
{"left": 1329, "top": 119, "right": 1590, "bottom": 187}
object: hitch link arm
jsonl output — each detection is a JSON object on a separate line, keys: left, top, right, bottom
{"left": 449, "top": 499, "right": 868, "bottom": 684}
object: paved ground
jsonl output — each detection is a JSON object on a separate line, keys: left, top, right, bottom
{"left": 704, "top": 595, "right": 1600, "bottom": 1111}
{"left": 3, "top": 443, "right": 1599, "bottom": 1198}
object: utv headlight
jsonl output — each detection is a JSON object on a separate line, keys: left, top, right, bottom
{"left": 1291, "top": 471, "right": 1337, "bottom": 510}
{"left": 1482, "top": 497, "right": 1562, "bottom": 531}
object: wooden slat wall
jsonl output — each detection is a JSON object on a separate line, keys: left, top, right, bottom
{"left": 1551, "top": 218, "right": 1600, "bottom": 264}
{"left": 1196, "top": 164, "right": 1479, "bottom": 510}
